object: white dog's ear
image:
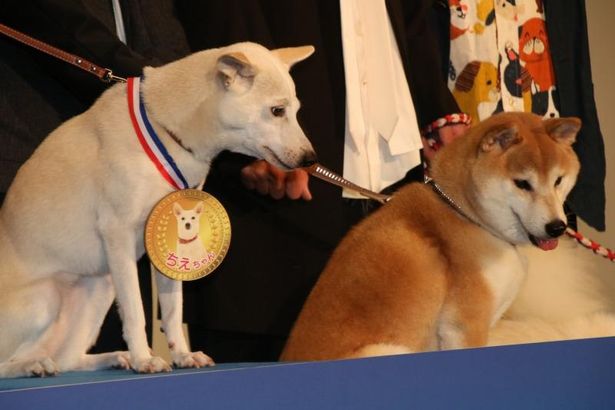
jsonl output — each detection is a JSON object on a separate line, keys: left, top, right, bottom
{"left": 271, "top": 45, "right": 315, "bottom": 70}
{"left": 480, "top": 123, "right": 522, "bottom": 152}
{"left": 194, "top": 201, "right": 204, "bottom": 215}
{"left": 173, "top": 202, "right": 184, "bottom": 216}
{"left": 544, "top": 117, "right": 581, "bottom": 146}
{"left": 217, "top": 52, "right": 257, "bottom": 90}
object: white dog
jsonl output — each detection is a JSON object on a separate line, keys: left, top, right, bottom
{"left": 173, "top": 201, "right": 212, "bottom": 266}
{"left": 0, "top": 42, "right": 316, "bottom": 377}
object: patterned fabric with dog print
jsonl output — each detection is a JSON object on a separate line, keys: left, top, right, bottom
{"left": 448, "top": 0, "right": 559, "bottom": 122}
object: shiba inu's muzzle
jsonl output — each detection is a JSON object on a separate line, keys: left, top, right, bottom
{"left": 529, "top": 219, "right": 567, "bottom": 250}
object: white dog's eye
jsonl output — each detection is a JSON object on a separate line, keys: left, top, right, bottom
{"left": 181, "top": 217, "right": 185, "bottom": 220}
{"left": 514, "top": 179, "right": 533, "bottom": 192}
{"left": 271, "top": 106, "right": 286, "bottom": 117}
{"left": 554, "top": 176, "right": 562, "bottom": 187}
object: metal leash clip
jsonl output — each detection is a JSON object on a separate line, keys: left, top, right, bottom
{"left": 102, "top": 69, "right": 127, "bottom": 84}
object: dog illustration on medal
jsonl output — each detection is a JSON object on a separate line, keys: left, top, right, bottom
{"left": 171, "top": 201, "right": 215, "bottom": 271}
{"left": 145, "top": 189, "right": 231, "bottom": 282}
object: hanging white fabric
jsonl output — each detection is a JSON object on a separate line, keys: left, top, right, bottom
{"left": 111, "top": 0, "right": 127, "bottom": 44}
{"left": 340, "top": 0, "right": 422, "bottom": 198}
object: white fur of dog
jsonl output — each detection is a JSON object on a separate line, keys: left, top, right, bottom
{"left": 0, "top": 42, "right": 316, "bottom": 377}
{"left": 489, "top": 238, "right": 615, "bottom": 346}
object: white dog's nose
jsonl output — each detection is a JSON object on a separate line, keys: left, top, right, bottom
{"left": 300, "top": 151, "right": 318, "bottom": 168}
{"left": 185, "top": 222, "right": 191, "bottom": 230}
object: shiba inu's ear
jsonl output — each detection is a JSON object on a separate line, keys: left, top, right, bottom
{"left": 480, "top": 123, "right": 521, "bottom": 152}
{"left": 544, "top": 117, "right": 581, "bottom": 146}
{"left": 217, "top": 52, "right": 257, "bottom": 90}
{"left": 271, "top": 46, "right": 315, "bottom": 70}
{"left": 194, "top": 201, "right": 204, "bottom": 215}
{"left": 173, "top": 202, "right": 184, "bottom": 216}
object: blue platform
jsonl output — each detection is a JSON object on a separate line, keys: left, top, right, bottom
{"left": 1, "top": 337, "right": 615, "bottom": 409}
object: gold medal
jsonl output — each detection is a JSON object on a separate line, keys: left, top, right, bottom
{"left": 145, "top": 189, "right": 231, "bottom": 281}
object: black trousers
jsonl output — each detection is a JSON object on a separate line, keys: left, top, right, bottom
{"left": 187, "top": 196, "right": 382, "bottom": 363}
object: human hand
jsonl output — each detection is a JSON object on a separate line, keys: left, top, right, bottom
{"left": 421, "top": 123, "right": 470, "bottom": 161}
{"left": 240, "top": 160, "right": 312, "bottom": 200}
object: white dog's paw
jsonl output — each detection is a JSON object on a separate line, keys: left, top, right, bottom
{"left": 25, "top": 357, "right": 58, "bottom": 377}
{"left": 172, "top": 351, "right": 215, "bottom": 369}
{"left": 111, "top": 351, "right": 131, "bottom": 370}
{"left": 132, "top": 356, "right": 172, "bottom": 374}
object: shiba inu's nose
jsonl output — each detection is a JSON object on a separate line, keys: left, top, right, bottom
{"left": 300, "top": 151, "right": 318, "bottom": 168}
{"left": 545, "top": 220, "right": 566, "bottom": 237}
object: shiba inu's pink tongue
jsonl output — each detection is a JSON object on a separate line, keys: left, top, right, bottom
{"left": 536, "top": 238, "right": 559, "bottom": 251}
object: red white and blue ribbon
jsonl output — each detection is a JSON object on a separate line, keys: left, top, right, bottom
{"left": 127, "top": 76, "right": 188, "bottom": 190}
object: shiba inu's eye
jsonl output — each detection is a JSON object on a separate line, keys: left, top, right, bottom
{"left": 514, "top": 179, "right": 533, "bottom": 192}
{"left": 555, "top": 176, "right": 563, "bottom": 187}
{"left": 271, "top": 106, "right": 286, "bottom": 117}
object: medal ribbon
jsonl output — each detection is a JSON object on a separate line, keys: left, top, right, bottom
{"left": 127, "top": 76, "right": 189, "bottom": 190}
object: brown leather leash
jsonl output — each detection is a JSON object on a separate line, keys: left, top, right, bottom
{"left": 0, "top": 22, "right": 126, "bottom": 83}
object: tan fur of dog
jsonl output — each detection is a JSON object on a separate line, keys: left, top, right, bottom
{"left": 281, "top": 112, "right": 581, "bottom": 361}
{"left": 0, "top": 42, "right": 315, "bottom": 377}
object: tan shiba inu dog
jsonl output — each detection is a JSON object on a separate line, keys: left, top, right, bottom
{"left": 281, "top": 112, "right": 581, "bottom": 361}
{"left": 0, "top": 42, "right": 316, "bottom": 377}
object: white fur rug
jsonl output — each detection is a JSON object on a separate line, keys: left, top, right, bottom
{"left": 489, "top": 237, "right": 615, "bottom": 346}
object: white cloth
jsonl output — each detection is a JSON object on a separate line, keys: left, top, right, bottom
{"left": 111, "top": 0, "right": 127, "bottom": 44}
{"left": 340, "top": 0, "right": 422, "bottom": 198}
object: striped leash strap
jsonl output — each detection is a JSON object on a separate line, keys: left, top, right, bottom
{"left": 306, "top": 163, "right": 392, "bottom": 204}
{"left": 566, "top": 227, "right": 615, "bottom": 263}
